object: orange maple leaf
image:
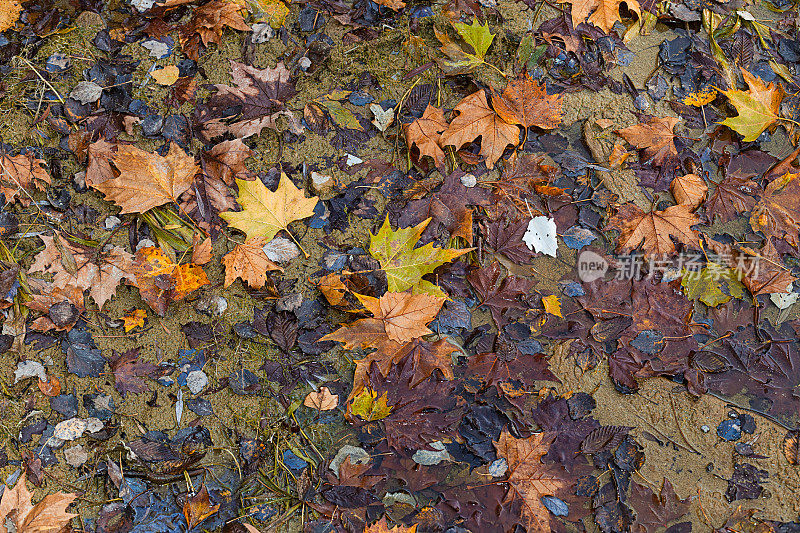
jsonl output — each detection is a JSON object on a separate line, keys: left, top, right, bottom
{"left": 750, "top": 172, "right": 800, "bottom": 247}
{"left": 364, "top": 517, "right": 418, "bottom": 533}
{"left": 356, "top": 291, "right": 446, "bottom": 344}
{"left": 606, "top": 203, "right": 701, "bottom": 255}
{"left": 131, "top": 246, "right": 210, "bottom": 316}
{"left": 439, "top": 90, "right": 519, "bottom": 169}
{"left": 403, "top": 104, "right": 449, "bottom": 168}
{"left": 222, "top": 236, "right": 282, "bottom": 289}
{"left": 491, "top": 74, "right": 563, "bottom": 130}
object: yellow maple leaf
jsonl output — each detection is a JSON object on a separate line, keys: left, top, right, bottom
{"left": 221, "top": 174, "right": 318, "bottom": 250}
{"left": 721, "top": 68, "right": 786, "bottom": 142}
{"left": 123, "top": 309, "right": 147, "bottom": 332}
{"left": 350, "top": 388, "right": 392, "bottom": 421}
{"left": 542, "top": 294, "right": 563, "bottom": 317}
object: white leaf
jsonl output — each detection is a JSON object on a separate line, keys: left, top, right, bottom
{"left": 523, "top": 216, "right": 558, "bottom": 257}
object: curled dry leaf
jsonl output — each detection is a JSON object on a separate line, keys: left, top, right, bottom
{"left": 304, "top": 386, "right": 339, "bottom": 411}
{"left": 222, "top": 236, "right": 283, "bottom": 289}
{"left": 439, "top": 90, "right": 519, "bottom": 170}
{"left": 89, "top": 143, "right": 199, "bottom": 214}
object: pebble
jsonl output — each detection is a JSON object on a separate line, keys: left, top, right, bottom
{"left": 104, "top": 216, "right": 121, "bottom": 230}
{"left": 49, "top": 301, "right": 78, "bottom": 328}
{"left": 64, "top": 444, "right": 88, "bottom": 467}
{"left": 251, "top": 23, "right": 275, "bottom": 43}
{"left": 186, "top": 370, "right": 208, "bottom": 394}
{"left": 141, "top": 114, "right": 164, "bottom": 137}
{"left": 700, "top": 425, "right": 710, "bottom": 433}
{"left": 70, "top": 81, "right": 103, "bottom": 105}
{"left": 141, "top": 39, "right": 170, "bottom": 59}
{"left": 310, "top": 171, "right": 334, "bottom": 196}
{"left": 72, "top": 171, "right": 87, "bottom": 192}
{"left": 45, "top": 53, "right": 71, "bottom": 73}
{"left": 54, "top": 418, "right": 87, "bottom": 441}
{"left": 460, "top": 174, "right": 477, "bottom": 188}
{"left": 348, "top": 90, "right": 373, "bottom": 106}
{"left": 136, "top": 239, "right": 156, "bottom": 251}
{"left": 717, "top": 419, "right": 742, "bottom": 441}
{"left": 488, "top": 457, "right": 508, "bottom": 477}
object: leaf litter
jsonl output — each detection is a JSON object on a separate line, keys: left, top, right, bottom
{"left": 0, "top": 0, "right": 799, "bottom": 531}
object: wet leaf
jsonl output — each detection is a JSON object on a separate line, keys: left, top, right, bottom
{"left": 491, "top": 74, "right": 563, "bottom": 130}
{"left": 403, "top": 104, "right": 449, "bottom": 168}
{"left": 131, "top": 246, "right": 210, "bottom": 316}
{"left": 222, "top": 237, "right": 282, "bottom": 288}
{"left": 721, "top": 68, "right": 785, "bottom": 142}
{"left": 183, "top": 484, "right": 220, "bottom": 529}
{"left": 0, "top": 472, "right": 77, "bottom": 533}
{"left": 304, "top": 387, "right": 339, "bottom": 411}
{"left": 670, "top": 173, "right": 707, "bottom": 210}
{"left": 122, "top": 308, "right": 146, "bottom": 332}
{"left": 364, "top": 517, "right": 418, "bottom": 533}
{"left": 616, "top": 116, "right": 681, "bottom": 167}
{"left": 0, "top": 152, "right": 51, "bottom": 206}
{"left": 351, "top": 388, "right": 392, "bottom": 421}
{"left": 681, "top": 264, "right": 745, "bottom": 307}
{"left": 606, "top": 203, "right": 700, "bottom": 255}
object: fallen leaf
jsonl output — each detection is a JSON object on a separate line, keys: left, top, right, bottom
{"left": 151, "top": 65, "right": 180, "bottom": 86}
{"left": 542, "top": 294, "right": 563, "bottom": 317}
{"left": 706, "top": 175, "right": 759, "bottom": 223}
{"left": 106, "top": 348, "right": 159, "bottom": 397}
{"left": 681, "top": 264, "right": 745, "bottom": 307}
{"left": 616, "top": 116, "right": 681, "bottom": 167}
{"left": 671, "top": 173, "right": 707, "bottom": 210}
{"left": 369, "top": 217, "right": 470, "bottom": 297}
{"left": 784, "top": 431, "right": 799, "bottom": 465}
{"left": 304, "top": 387, "right": 339, "bottom": 410}
{"left": 606, "top": 203, "right": 701, "bottom": 255}
{"left": 494, "top": 431, "right": 567, "bottom": 533}
{"left": 373, "top": 0, "right": 406, "bottom": 10}
{"left": 630, "top": 480, "right": 691, "bottom": 533}
{"left": 28, "top": 233, "right": 135, "bottom": 310}
{"left": 221, "top": 174, "right": 318, "bottom": 244}
{"left": 131, "top": 246, "right": 210, "bottom": 316}
{"left": 439, "top": 90, "right": 519, "bottom": 169}
{"left": 201, "top": 139, "right": 254, "bottom": 186}
{"left": 0, "top": 472, "right": 77, "bottom": 533}
{"left": 351, "top": 388, "right": 393, "bottom": 421}
{"left": 0, "top": 152, "right": 51, "bottom": 206}
{"left": 403, "top": 104, "right": 449, "bottom": 168}
{"left": 435, "top": 19, "right": 495, "bottom": 74}
{"left": 468, "top": 262, "right": 535, "bottom": 329}
{"left": 222, "top": 236, "right": 282, "bottom": 288}
{"left": 89, "top": 143, "right": 199, "bottom": 214}
{"left": 197, "top": 61, "right": 300, "bottom": 140}
{"left": 248, "top": 0, "right": 289, "bottom": 27}
{"left": 737, "top": 240, "right": 797, "bottom": 296}
{"left": 364, "top": 517, "right": 418, "bottom": 533}
{"left": 721, "top": 68, "right": 785, "bottom": 142}
{"left": 356, "top": 291, "right": 446, "bottom": 344}
{"left": 491, "top": 74, "right": 563, "bottom": 130}
{"left": 38, "top": 377, "right": 61, "bottom": 397}
{"left": 122, "top": 308, "right": 147, "bottom": 332}
{"left": 559, "top": 0, "right": 641, "bottom": 33}
{"left": 750, "top": 172, "right": 800, "bottom": 247}
{"left": 180, "top": 0, "right": 250, "bottom": 59}
{"left": 0, "top": 0, "right": 23, "bottom": 33}
{"left": 183, "top": 484, "right": 219, "bottom": 529}
{"left": 191, "top": 235, "right": 213, "bottom": 265}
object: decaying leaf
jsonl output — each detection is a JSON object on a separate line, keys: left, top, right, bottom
{"left": 606, "top": 203, "right": 701, "bottom": 255}
{"left": 671, "top": 173, "right": 707, "bottom": 210}
{"left": 351, "top": 388, "right": 393, "bottom": 421}
{"left": 403, "top": 104, "right": 449, "bottom": 168}
{"left": 304, "top": 386, "right": 339, "bottom": 411}
{"left": 183, "top": 484, "right": 220, "bottom": 529}
{"left": 440, "top": 90, "right": 519, "bottom": 169}
{"left": 0, "top": 152, "right": 51, "bottom": 206}
{"left": 749, "top": 172, "right": 800, "bottom": 247}
{"left": 222, "top": 236, "right": 282, "bottom": 288}
{"left": 28, "top": 233, "right": 135, "bottom": 310}
{"left": 197, "top": 61, "right": 301, "bottom": 140}
{"left": 89, "top": 143, "right": 199, "bottom": 214}
{"left": 107, "top": 348, "right": 159, "bottom": 397}
{"left": 435, "top": 19, "right": 495, "bottom": 74}
{"left": 0, "top": 471, "right": 77, "bottom": 533}
{"left": 681, "top": 265, "right": 745, "bottom": 307}
{"left": 131, "top": 246, "right": 210, "bottom": 316}
{"left": 221, "top": 174, "right": 319, "bottom": 244}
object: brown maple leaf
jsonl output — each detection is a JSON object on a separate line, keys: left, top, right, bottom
{"left": 184, "top": 0, "right": 249, "bottom": 48}
{"left": 28, "top": 233, "right": 135, "bottom": 309}
{"left": 403, "top": 104, "right": 448, "bottom": 168}
{"left": 630, "top": 480, "right": 690, "bottom": 533}
{"left": 196, "top": 61, "right": 301, "bottom": 141}
{"left": 85, "top": 138, "right": 117, "bottom": 187}
{"left": 491, "top": 74, "right": 563, "bottom": 130}
{"left": 467, "top": 262, "right": 536, "bottom": 329}
{"left": 738, "top": 239, "right": 797, "bottom": 295}
{"left": 494, "top": 431, "right": 567, "bottom": 533}
{"left": 439, "top": 90, "right": 519, "bottom": 169}
{"left": 0, "top": 152, "right": 51, "bottom": 206}
{"left": 750, "top": 172, "right": 800, "bottom": 247}
{"left": 107, "top": 348, "right": 160, "bottom": 397}
{"left": 616, "top": 116, "right": 681, "bottom": 167}
{"left": 606, "top": 203, "right": 701, "bottom": 255}
{"left": 0, "top": 471, "right": 77, "bottom": 533}
{"left": 89, "top": 143, "right": 199, "bottom": 214}
{"left": 706, "top": 175, "right": 759, "bottom": 223}
{"left": 202, "top": 139, "right": 253, "bottom": 186}
{"left": 222, "top": 236, "right": 282, "bottom": 289}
